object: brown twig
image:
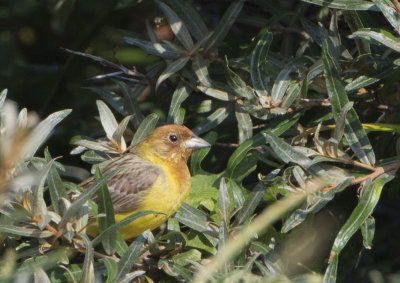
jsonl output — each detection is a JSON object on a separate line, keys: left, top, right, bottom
{"left": 350, "top": 159, "right": 400, "bottom": 185}
{"left": 391, "top": 0, "right": 400, "bottom": 16}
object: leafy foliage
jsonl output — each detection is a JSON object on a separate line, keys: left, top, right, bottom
{"left": 1, "top": 0, "right": 400, "bottom": 282}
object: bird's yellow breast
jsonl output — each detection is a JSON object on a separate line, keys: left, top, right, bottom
{"left": 114, "top": 159, "right": 191, "bottom": 239}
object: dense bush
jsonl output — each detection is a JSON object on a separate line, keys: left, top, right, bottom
{"left": 1, "top": 0, "right": 400, "bottom": 282}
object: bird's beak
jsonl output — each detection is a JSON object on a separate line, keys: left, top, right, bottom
{"left": 185, "top": 135, "right": 211, "bottom": 149}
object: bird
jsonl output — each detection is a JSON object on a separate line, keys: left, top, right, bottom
{"left": 83, "top": 124, "right": 210, "bottom": 240}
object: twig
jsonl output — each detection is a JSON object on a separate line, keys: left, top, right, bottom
{"left": 390, "top": 0, "right": 400, "bottom": 16}
{"left": 350, "top": 159, "right": 400, "bottom": 185}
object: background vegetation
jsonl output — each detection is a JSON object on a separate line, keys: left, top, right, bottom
{"left": 1, "top": 0, "right": 400, "bottom": 282}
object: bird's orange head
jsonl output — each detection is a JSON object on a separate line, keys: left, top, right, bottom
{"left": 136, "top": 124, "right": 210, "bottom": 163}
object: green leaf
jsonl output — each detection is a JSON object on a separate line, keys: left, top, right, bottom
{"left": 33, "top": 160, "right": 54, "bottom": 223}
{"left": 204, "top": 0, "right": 245, "bottom": 53}
{"left": 115, "top": 233, "right": 129, "bottom": 256}
{"left": 156, "top": 1, "right": 194, "bottom": 50}
{"left": 123, "top": 37, "right": 181, "bottom": 59}
{"left": 234, "top": 182, "right": 266, "bottom": 226}
{"left": 186, "top": 174, "right": 219, "bottom": 211}
{"left": 301, "top": 0, "right": 378, "bottom": 10}
{"left": 281, "top": 178, "right": 352, "bottom": 233}
{"left": 227, "top": 112, "right": 301, "bottom": 175}
{"left": 114, "top": 115, "right": 132, "bottom": 149}
{"left": 73, "top": 139, "right": 111, "bottom": 152}
{"left": 95, "top": 167, "right": 116, "bottom": 255}
{"left": 192, "top": 106, "right": 230, "bottom": 135}
{"left": 22, "top": 109, "right": 72, "bottom": 159}
{"left": 96, "top": 100, "right": 118, "bottom": 139}
{"left": 333, "top": 102, "right": 354, "bottom": 142}
{"left": 225, "top": 65, "right": 257, "bottom": 101}
{"left": 59, "top": 171, "right": 116, "bottom": 230}
{"left": 361, "top": 216, "right": 375, "bottom": 249}
{"left": 192, "top": 55, "right": 212, "bottom": 87}
{"left": 322, "top": 39, "right": 375, "bottom": 165}
{"left": 0, "top": 225, "right": 53, "bottom": 238}
{"left": 345, "top": 64, "right": 399, "bottom": 93}
{"left": 156, "top": 56, "right": 190, "bottom": 90}
{"left": 349, "top": 28, "right": 400, "bottom": 52}
{"left": 0, "top": 89, "right": 7, "bottom": 110}
{"left": 218, "top": 219, "right": 230, "bottom": 273}
{"left": 85, "top": 86, "right": 127, "bottom": 116}
{"left": 100, "top": 258, "right": 117, "bottom": 283}
{"left": 45, "top": 149, "right": 68, "bottom": 215}
{"left": 115, "top": 80, "right": 145, "bottom": 129}
{"left": 80, "top": 234, "right": 95, "bottom": 283}
{"left": 331, "top": 173, "right": 394, "bottom": 255}
{"left": 167, "top": 82, "right": 190, "bottom": 124}
{"left": 343, "top": 11, "right": 371, "bottom": 55}
{"left": 114, "top": 234, "right": 146, "bottom": 283}
{"left": 197, "top": 85, "right": 231, "bottom": 101}
{"left": 189, "top": 132, "right": 217, "bottom": 175}
{"left": 371, "top": 0, "right": 400, "bottom": 34}
{"left": 117, "top": 271, "right": 146, "bottom": 283}
{"left": 34, "top": 268, "right": 51, "bottom": 283}
{"left": 323, "top": 253, "right": 338, "bottom": 283}
{"left": 264, "top": 131, "right": 313, "bottom": 169}
{"left": 250, "top": 31, "right": 273, "bottom": 97}
{"left": 175, "top": 203, "right": 217, "bottom": 236}
{"left": 130, "top": 113, "right": 159, "bottom": 147}
{"left": 271, "top": 68, "right": 292, "bottom": 104}
{"left": 235, "top": 104, "right": 253, "bottom": 144}
{"left": 163, "top": 0, "right": 208, "bottom": 41}
{"left": 218, "top": 178, "right": 230, "bottom": 224}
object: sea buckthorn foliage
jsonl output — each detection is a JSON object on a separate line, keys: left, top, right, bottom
{"left": 1, "top": 0, "right": 400, "bottom": 282}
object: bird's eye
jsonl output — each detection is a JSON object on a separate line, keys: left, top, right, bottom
{"left": 169, "top": 134, "right": 178, "bottom": 143}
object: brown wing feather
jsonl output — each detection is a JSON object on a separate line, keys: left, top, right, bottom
{"left": 86, "top": 153, "right": 163, "bottom": 213}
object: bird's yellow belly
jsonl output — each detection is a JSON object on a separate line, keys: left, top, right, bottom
{"left": 115, "top": 172, "right": 190, "bottom": 239}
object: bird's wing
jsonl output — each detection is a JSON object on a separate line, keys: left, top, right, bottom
{"left": 87, "top": 154, "right": 163, "bottom": 213}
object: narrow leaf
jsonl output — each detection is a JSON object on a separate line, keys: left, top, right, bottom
{"left": 234, "top": 181, "right": 267, "bottom": 226}
{"left": 156, "top": 1, "right": 194, "bottom": 50}
{"left": 22, "top": 109, "right": 72, "bottom": 159}
{"left": 175, "top": 203, "right": 216, "bottom": 235}
{"left": 193, "top": 55, "right": 212, "bottom": 87}
{"left": 156, "top": 56, "right": 190, "bottom": 90}
{"left": 192, "top": 106, "right": 230, "bottom": 135}
{"left": 45, "top": 149, "right": 68, "bottom": 215}
{"left": 115, "top": 80, "right": 145, "bottom": 128}
{"left": 163, "top": 0, "right": 208, "bottom": 40}
{"left": 167, "top": 82, "right": 190, "bottom": 124}
{"left": 235, "top": 104, "right": 253, "bottom": 144}
{"left": 0, "top": 225, "right": 53, "bottom": 238}
{"left": 349, "top": 28, "right": 400, "bottom": 52}
{"left": 81, "top": 234, "right": 95, "bottom": 283}
{"left": 204, "top": 0, "right": 245, "bottom": 53}
{"left": 114, "top": 234, "right": 146, "bottom": 283}
{"left": 331, "top": 173, "right": 394, "bottom": 255}
{"left": 322, "top": 39, "right": 375, "bottom": 165}
{"left": 96, "top": 100, "right": 118, "bottom": 139}
{"left": 96, "top": 167, "right": 116, "bottom": 255}
{"left": 371, "top": 0, "right": 400, "bottom": 34}
{"left": 130, "top": 113, "right": 159, "bottom": 147}
{"left": 218, "top": 178, "right": 230, "bottom": 224}
{"left": 361, "top": 216, "right": 375, "bottom": 249}
{"left": 59, "top": 172, "right": 116, "bottom": 229}
{"left": 250, "top": 31, "right": 273, "bottom": 97}
{"left": 301, "top": 0, "right": 378, "bottom": 11}
{"left": 124, "top": 37, "right": 181, "bottom": 59}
